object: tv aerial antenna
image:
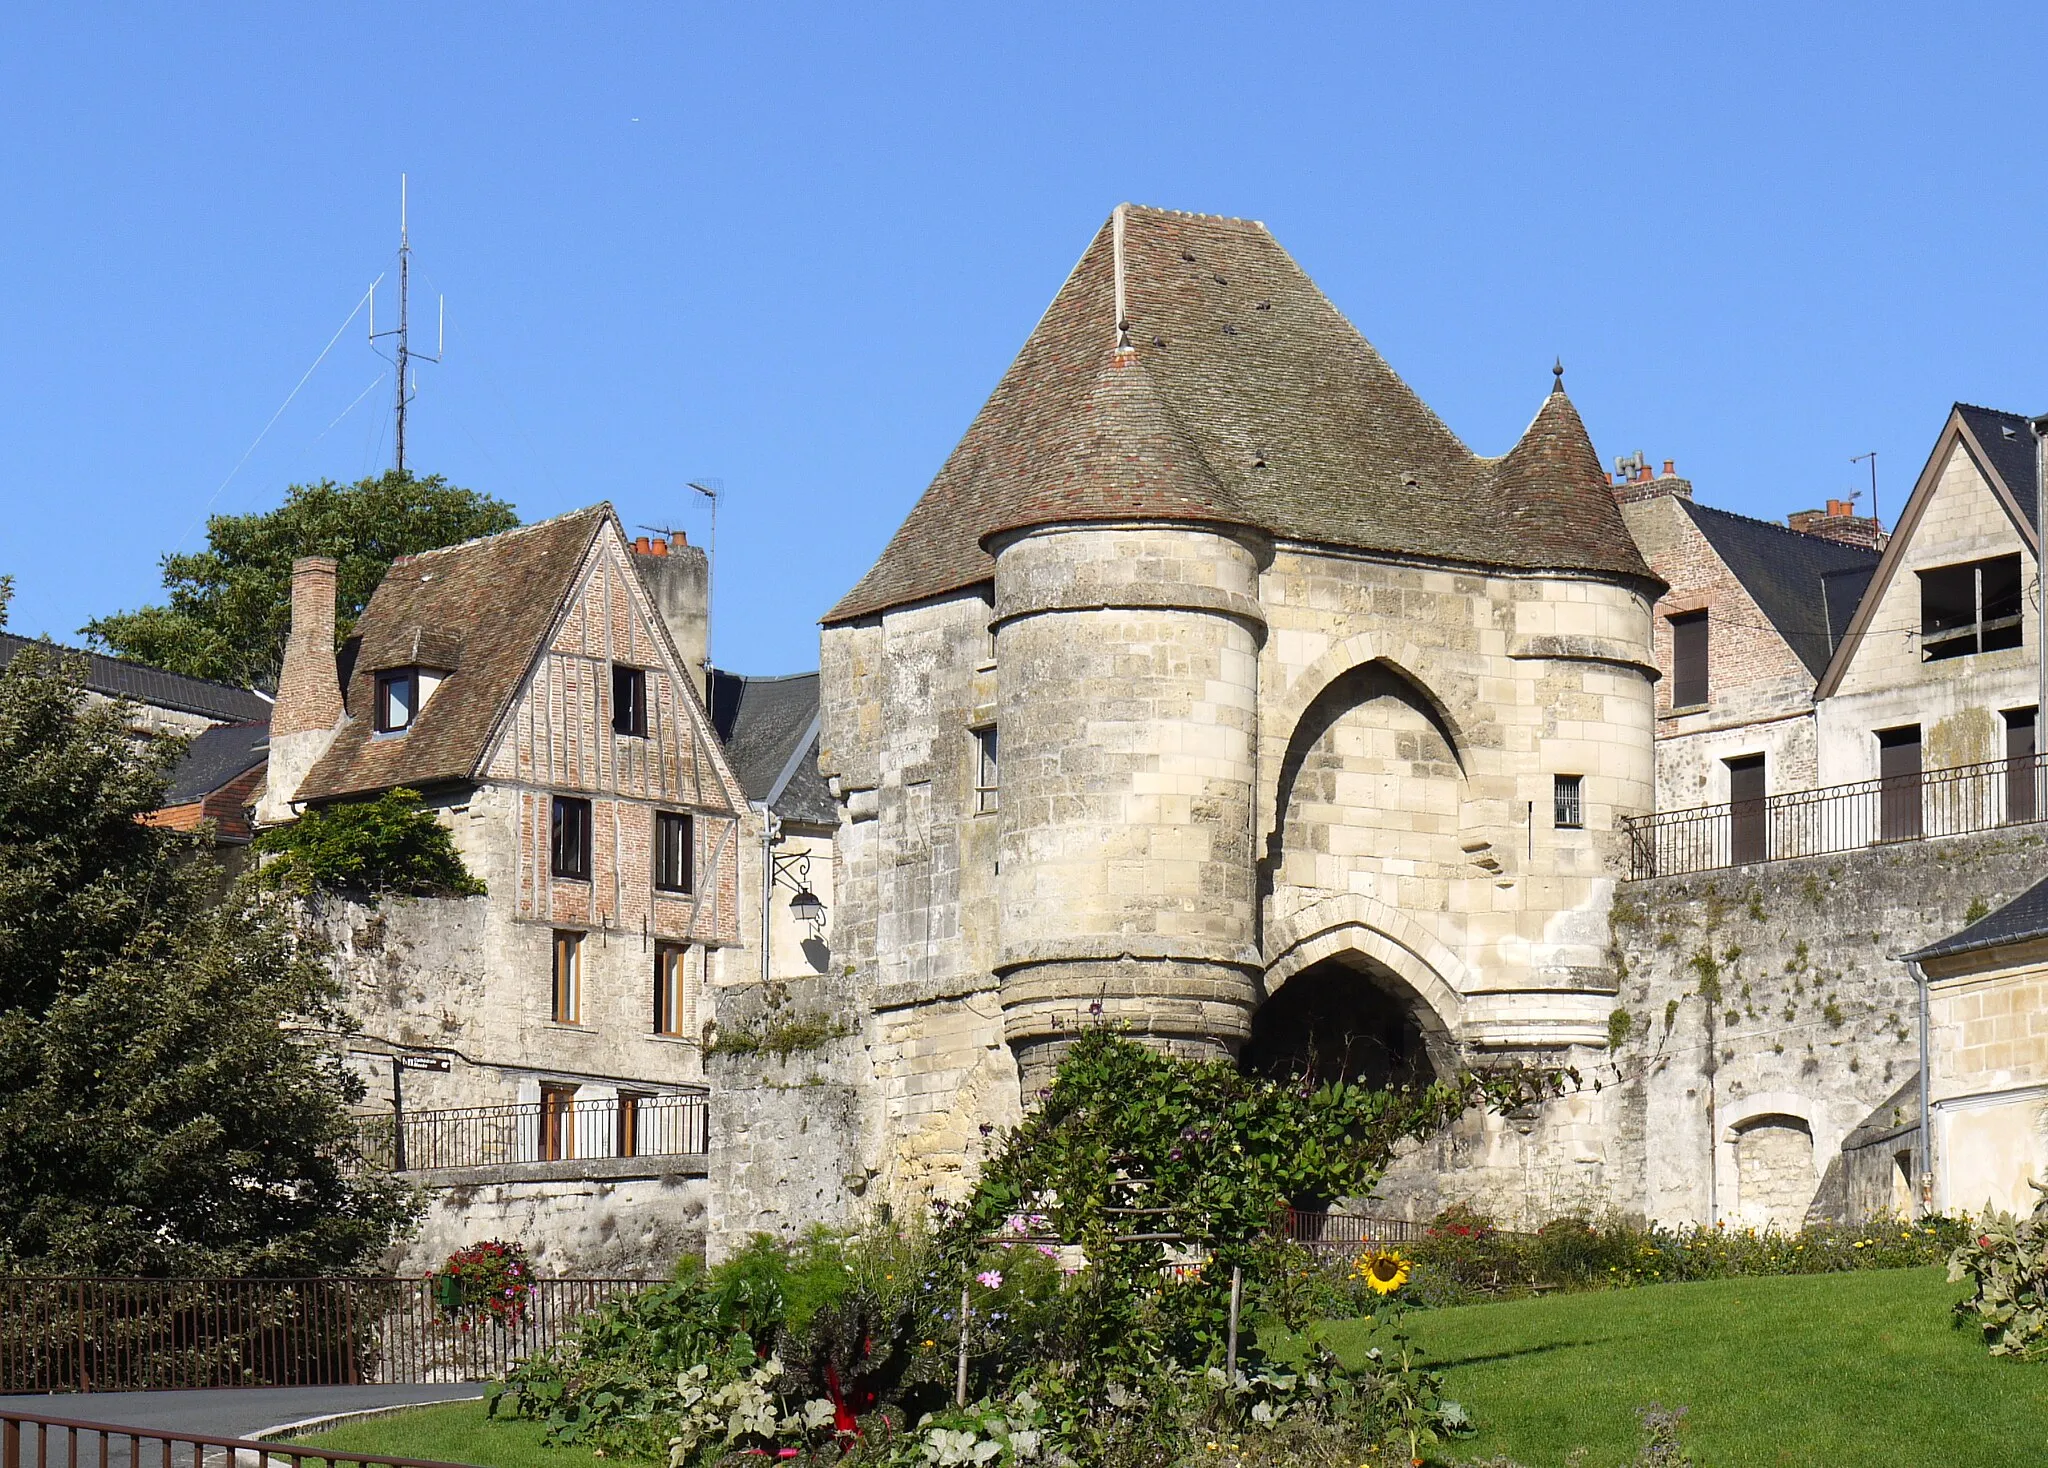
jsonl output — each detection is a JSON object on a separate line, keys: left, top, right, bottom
{"left": 368, "top": 174, "right": 444, "bottom": 475}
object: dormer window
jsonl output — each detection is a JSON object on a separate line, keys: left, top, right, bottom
{"left": 373, "top": 666, "right": 446, "bottom": 734}
{"left": 376, "top": 669, "right": 418, "bottom": 732}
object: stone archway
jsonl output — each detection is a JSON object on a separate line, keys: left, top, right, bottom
{"left": 1242, "top": 950, "right": 1441, "bottom": 1090}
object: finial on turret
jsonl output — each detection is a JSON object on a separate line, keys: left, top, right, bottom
{"left": 1552, "top": 358, "right": 1565, "bottom": 394}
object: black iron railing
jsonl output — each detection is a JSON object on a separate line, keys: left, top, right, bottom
{"left": 355, "top": 1091, "right": 709, "bottom": 1172}
{"left": 0, "top": 1404, "right": 476, "bottom": 1468}
{"left": 0, "top": 1276, "right": 653, "bottom": 1393}
{"left": 1618, "top": 750, "right": 2048, "bottom": 880}
{"left": 1280, "top": 1209, "right": 1432, "bottom": 1252}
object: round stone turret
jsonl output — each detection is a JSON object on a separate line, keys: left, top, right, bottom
{"left": 990, "top": 521, "right": 1267, "bottom": 1093}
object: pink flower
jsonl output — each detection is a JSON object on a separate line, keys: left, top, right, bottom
{"left": 976, "top": 1270, "right": 1003, "bottom": 1289}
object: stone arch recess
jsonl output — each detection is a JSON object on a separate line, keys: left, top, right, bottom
{"left": 1262, "top": 893, "right": 1471, "bottom": 1067}
{"left": 1259, "top": 635, "right": 1489, "bottom": 855}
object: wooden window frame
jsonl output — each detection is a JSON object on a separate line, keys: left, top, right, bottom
{"left": 654, "top": 942, "right": 690, "bottom": 1037}
{"left": 375, "top": 668, "right": 419, "bottom": 733}
{"left": 655, "top": 811, "right": 694, "bottom": 894}
{"left": 973, "top": 725, "right": 999, "bottom": 814}
{"left": 539, "top": 1083, "right": 578, "bottom": 1161}
{"left": 612, "top": 665, "right": 648, "bottom": 737}
{"left": 551, "top": 796, "right": 594, "bottom": 880}
{"left": 551, "top": 929, "right": 583, "bottom": 1025}
{"left": 1669, "top": 612, "right": 1708, "bottom": 710}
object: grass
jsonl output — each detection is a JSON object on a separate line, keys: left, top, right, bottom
{"left": 1316, "top": 1266, "right": 2048, "bottom": 1467}
{"left": 289, "top": 1399, "right": 598, "bottom": 1468}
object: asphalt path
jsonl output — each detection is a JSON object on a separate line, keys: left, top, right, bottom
{"left": 0, "top": 1384, "right": 485, "bottom": 1444}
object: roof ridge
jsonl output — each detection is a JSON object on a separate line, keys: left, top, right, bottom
{"left": 1119, "top": 203, "right": 1267, "bottom": 229}
{"left": 712, "top": 668, "right": 820, "bottom": 684}
{"left": 1683, "top": 498, "right": 1880, "bottom": 557}
{"left": 392, "top": 503, "right": 609, "bottom": 565}
{"left": 1954, "top": 400, "right": 2032, "bottom": 419}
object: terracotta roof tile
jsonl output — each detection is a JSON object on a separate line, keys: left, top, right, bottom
{"left": 295, "top": 507, "right": 609, "bottom": 801}
{"left": 827, "top": 206, "right": 1653, "bottom": 624}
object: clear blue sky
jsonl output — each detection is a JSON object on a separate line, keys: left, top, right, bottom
{"left": 3, "top": 4, "right": 2043, "bottom": 677}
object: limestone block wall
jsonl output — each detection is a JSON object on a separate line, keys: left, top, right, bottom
{"left": 992, "top": 524, "right": 1264, "bottom": 1085}
{"left": 1817, "top": 442, "right": 2039, "bottom": 785}
{"left": 1255, "top": 547, "right": 1656, "bottom": 1051}
{"left": 392, "top": 1172, "right": 707, "bottom": 1276}
{"left": 1924, "top": 940, "right": 2048, "bottom": 1215}
{"left": 1373, "top": 827, "right": 2045, "bottom": 1229}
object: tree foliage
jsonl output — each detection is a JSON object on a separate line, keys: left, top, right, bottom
{"left": 254, "top": 787, "right": 485, "bottom": 900}
{"left": 85, "top": 471, "right": 518, "bottom": 690}
{"left": 0, "top": 641, "right": 415, "bottom": 1274}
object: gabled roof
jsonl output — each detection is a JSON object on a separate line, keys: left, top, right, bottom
{"left": 827, "top": 206, "right": 1651, "bottom": 623}
{"left": 1817, "top": 403, "right": 2044, "bottom": 699}
{"left": 709, "top": 669, "right": 833, "bottom": 826}
{"left": 1904, "top": 874, "right": 2048, "bottom": 964}
{"left": 0, "top": 633, "right": 272, "bottom": 724}
{"left": 165, "top": 719, "right": 269, "bottom": 804}
{"left": 1678, "top": 501, "right": 1881, "bottom": 677}
{"left": 296, "top": 507, "right": 610, "bottom": 801}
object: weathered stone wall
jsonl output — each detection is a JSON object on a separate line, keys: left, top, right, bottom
{"left": 1370, "top": 826, "right": 2046, "bottom": 1229}
{"left": 392, "top": 1169, "right": 707, "bottom": 1276}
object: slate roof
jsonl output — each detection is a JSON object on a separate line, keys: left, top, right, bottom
{"left": 1905, "top": 874, "right": 2048, "bottom": 963}
{"left": 1955, "top": 404, "right": 2041, "bottom": 531}
{"left": 827, "top": 207, "right": 1652, "bottom": 624}
{"left": 709, "top": 669, "right": 833, "bottom": 826}
{"left": 0, "top": 633, "right": 272, "bottom": 723}
{"left": 1678, "top": 501, "right": 1882, "bottom": 678}
{"left": 165, "top": 719, "right": 270, "bottom": 804}
{"left": 296, "top": 507, "right": 610, "bottom": 801}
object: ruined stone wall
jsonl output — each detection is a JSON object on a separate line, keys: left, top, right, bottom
{"left": 392, "top": 1169, "right": 707, "bottom": 1276}
{"left": 1372, "top": 826, "right": 2045, "bottom": 1229}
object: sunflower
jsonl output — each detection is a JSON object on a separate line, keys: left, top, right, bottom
{"left": 1353, "top": 1248, "right": 1412, "bottom": 1295}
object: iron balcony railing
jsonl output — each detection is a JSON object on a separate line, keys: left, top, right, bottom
{"left": 354, "top": 1091, "right": 709, "bottom": 1173}
{"left": 0, "top": 1403, "right": 476, "bottom": 1468}
{"left": 0, "top": 1276, "right": 653, "bottom": 1392}
{"left": 1618, "top": 749, "right": 2048, "bottom": 880}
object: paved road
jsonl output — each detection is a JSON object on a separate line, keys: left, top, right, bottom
{"left": 0, "top": 1384, "right": 485, "bottom": 1443}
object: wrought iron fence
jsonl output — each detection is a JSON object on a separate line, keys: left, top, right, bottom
{"left": 1617, "top": 750, "right": 2048, "bottom": 880}
{"left": 355, "top": 1091, "right": 709, "bottom": 1172}
{"left": 0, "top": 1276, "right": 652, "bottom": 1393}
{"left": 0, "top": 1404, "right": 477, "bottom": 1468}
{"left": 1280, "top": 1209, "right": 1430, "bottom": 1253}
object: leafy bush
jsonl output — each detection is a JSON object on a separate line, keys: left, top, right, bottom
{"left": 433, "top": 1240, "right": 533, "bottom": 1330}
{"left": 255, "top": 788, "right": 485, "bottom": 899}
{"left": 1949, "top": 1187, "right": 2048, "bottom": 1359}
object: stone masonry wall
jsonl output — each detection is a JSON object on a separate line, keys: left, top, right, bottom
{"left": 393, "top": 1172, "right": 707, "bottom": 1276}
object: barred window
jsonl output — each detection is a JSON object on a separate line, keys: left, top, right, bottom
{"left": 1553, "top": 774, "right": 1583, "bottom": 830}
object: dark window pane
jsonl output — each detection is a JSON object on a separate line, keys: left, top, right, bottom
{"left": 1671, "top": 613, "right": 1708, "bottom": 708}
{"left": 552, "top": 797, "right": 593, "bottom": 879}
{"left": 1878, "top": 727, "right": 1922, "bottom": 840}
{"left": 612, "top": 666, "right": 647, "bottom": 736}
{"left": 1982, "top": 555, "right": 2024, "bottom": 652}
{"left": 655, "top": 811, "right": 694, "bottom": 893}
{"left": 1727, "top": 755, "right": 1766, "bottom": 864}
{"left": 2007, "top": 708, "right": 2037, "bottom": 824}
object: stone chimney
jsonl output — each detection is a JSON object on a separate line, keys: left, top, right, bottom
{"left": 256, "top": 556, "right": 345, "bottom": 824}
{"left": 1787, "top": 499, "right": 1885, "bottom": 551}
{"left": 634, "top": 533, "right": 711, "bottom": 704}
{"left": 1611, "top": 453, "right": 1694, "bottom": 506}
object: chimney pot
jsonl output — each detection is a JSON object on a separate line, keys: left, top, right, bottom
{"left": 647, "top": 538, "right": 669, "bottom": 557}
{"left": 1662, "top": 459, "right": 1676, "bottom": 478}
{"left": 1828, "top": 498, "right": 1852, "bottom": 518}
{"left": 670, "top": 531, "right": 688, "bottom": 550}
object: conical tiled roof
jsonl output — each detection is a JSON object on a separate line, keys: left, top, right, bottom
{"left": 1492, "top": 377, "right": 1649, "bottom": 577}
{"left": 827, "top": 207, "right": 1654, "bottom": 623}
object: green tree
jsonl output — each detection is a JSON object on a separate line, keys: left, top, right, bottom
{"left": 0, "top": 640, "right": 415, "bottom": 1273}
{"left": 85, "top": 471, "right": 518, "bottom": 690}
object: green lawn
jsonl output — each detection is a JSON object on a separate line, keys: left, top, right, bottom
{"left": 1320, "top": 1265, "right": 2048, "bottom": 1467}
{"left": 290, "top": 1400, "right": 593, "bottom": 1468}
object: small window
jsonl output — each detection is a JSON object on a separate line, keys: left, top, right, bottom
{"left": 612, "top": 665, "right": 647, "bottom": 737}
{"left": 551, "top": 931, "right": 583, "bottom": 1025}
{"left": 376, "top": 669, "right": 419, "bottom": 732}
{"left": 655, "top": 811, "right": 694, "bottom": 893}
{"left": 974, "top": 726, "right": 999, "bottom": 814}
{"left": 1920, "top": 554, "right": 2024, "bottom": 660}
{"left": 1670, "top": 612, "right": 1708, "bottom": 708}
{"left": 539, "top": 1082, "right": 578, "bottom": 1160}
{"left": 1553, "top": 774, "right": 1583, "bottom": 829}
{"left": 551, "top": 796, "right": 593, "bottom": 880}
{"left": 654, "top": 943, "right": 691, "bottom": 1037}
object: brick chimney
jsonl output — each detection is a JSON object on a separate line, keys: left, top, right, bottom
{"left": 256, "top": 556, "right": 345, "bottom": 824}
{"left": 1611, "top": 453, "right": 1694, "bottom": 506}
{"left": 1787, "top": 500, "right": 1885, "bottom": 551}
{"left": 632, "top": 533, "right": 710, "bottom": 704}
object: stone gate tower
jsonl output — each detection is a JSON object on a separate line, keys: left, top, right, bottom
{"left": 810, "top": 206, "right": 1663, "bottom": 1213}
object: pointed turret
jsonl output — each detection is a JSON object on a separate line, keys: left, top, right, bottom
{"left": 1494, "top": 367, "right": 1655, "bottom": 581}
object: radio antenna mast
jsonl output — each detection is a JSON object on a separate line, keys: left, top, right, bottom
{"left": 688, "top": 481, "right": 721, "bottom": 671}
{"left": 369, "top": 174, "right": 443, "bottom": 475}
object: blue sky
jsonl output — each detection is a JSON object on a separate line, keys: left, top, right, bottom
{"left": 2, "top": 4, "right": 2043, "bottom": 676}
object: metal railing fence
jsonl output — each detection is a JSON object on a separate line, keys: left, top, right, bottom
{"left": 354, "top": 1092, "right": 709, "bottom": 1172}
{"left": 0, "top": 1276, "right": 652, "bottom": 1393}
{"left": 1280, "top": 1209, "right": 1429, "bottom": 1252}
{"left": 0, "top": 1404, "right": 474, "bottom": 1468}
{"left": 1617, "top": 750, "right": 2048, "bottom": 880}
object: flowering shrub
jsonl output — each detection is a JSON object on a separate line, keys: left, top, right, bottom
{"left": 1949, "top": 1187, "right": 2048, "bottom": 1359}
{"left": 434, "top": 1239, "right": 533, "bottom": 1330}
